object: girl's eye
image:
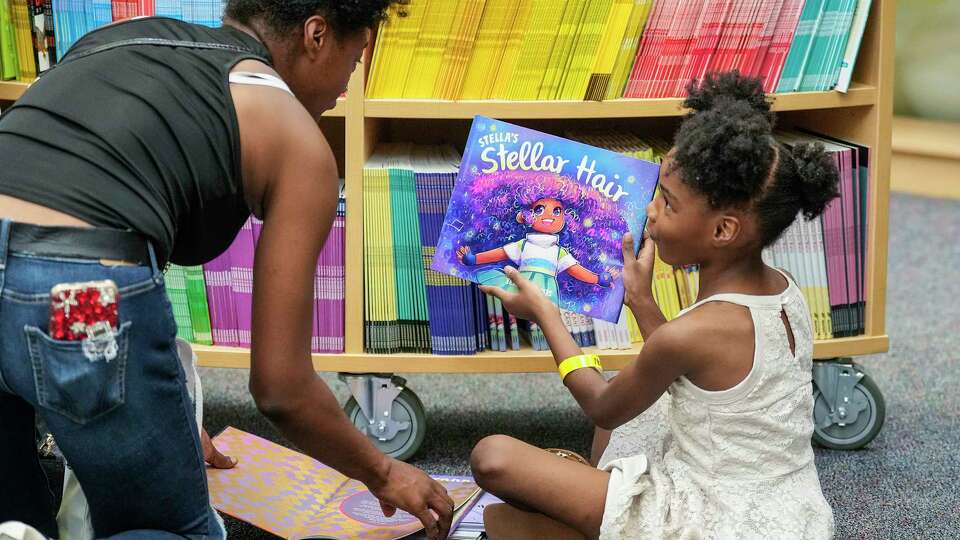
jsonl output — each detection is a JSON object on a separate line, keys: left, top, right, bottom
{"left": 534, "top": 205, "right": 545, "bottom": 215}
{"left": 553, "top": 207, "right": 561, "bottom": 216}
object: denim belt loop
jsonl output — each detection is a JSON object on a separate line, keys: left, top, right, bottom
{"left": 147, "top": 242, "right": 163, "bottom": 284}
{"left": 0, "top": 219, "right": 11, "bottom": 289}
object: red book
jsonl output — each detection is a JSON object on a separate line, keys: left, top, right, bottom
{"left": 757, "top": 0, "right": 805, "bottom": 92}
{"left": 737, "top": 0, "right": 782, "bottom": 76}
{"left": 653, "top": 0, "right": 705, "bottom": 97}
{"left": 674, "top": 0, "right": 734, "bottom": 96}
{"left": 112, "top": 0, "right": 155, "bottom": 21}
{"left": 744, "top": 0, "right": 786, "bottom": 77}
{"left": 724, "top": 0, "right": 762, "bottom": 73}
{"left": 625, "top": 0, "right": 674, "bottom": 97}
{"left": 705, "top": 0, "right": 746, "bottom": 75}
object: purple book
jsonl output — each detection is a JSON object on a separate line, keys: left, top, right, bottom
{"left": 230, "top": 218, "right": 257, "bottom": 348}
{"left": 203, "top": 248, "right": 238, "bottom": 347}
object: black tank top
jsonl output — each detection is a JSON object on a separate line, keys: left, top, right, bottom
{"left": 0, "top": 17, "right": 272, "bottom": 265}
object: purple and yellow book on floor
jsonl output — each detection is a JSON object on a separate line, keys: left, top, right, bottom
{"left": 432, "top": 116, "right": 660, "bottom": 323}
{"left": 207, "top": 427, "right": 481, "bottom": 540}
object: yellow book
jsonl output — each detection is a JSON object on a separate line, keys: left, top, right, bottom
{"left": 403, "top": 0, "right": 458, "bottom": 98}
{"left": 435, "top": 0, "right": 487, "bottom": 99}
{"left": 11, "top": 0, "right": 34, "bottom": 81}
{"left": 539, "top": 0, "right": 588, "bottom": 100}
{"left": 459, "top": 0, "right": 515, "bottom": 99}
{"left": 367, "top": 4, "right": 404, "bottom": 98}
{"left": 383, "top": 0, "right": 429, "bottom": 98}
{"left": 558, "top": 0, "right": 614, "bottom": 100}
{"left": 604, "top": 0, "right": 655, "bottom": 100}
{"left": 585, "top": 0, "right": 632, "bottom": 100}
{"left": 505, "top": 0, "right": 563, "bottom": 100}
{"left": 488, "top": 0, "right": 533, "bottom": 99}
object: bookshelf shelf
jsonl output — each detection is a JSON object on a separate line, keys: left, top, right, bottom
{"left": 0, "top": 80, "right": 31, "bottom": 101}
{"left": 363, "top": 84, "right": 878, "bottom": 120}
{"left": 194, "top": 335, "right": 890, "bottom": 373}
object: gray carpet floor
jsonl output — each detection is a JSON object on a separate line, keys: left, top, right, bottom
{"left": 200, "top": 192, "right": 959, "bottom": 540}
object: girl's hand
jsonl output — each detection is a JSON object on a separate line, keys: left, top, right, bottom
{"left": 479, "top": 266, "right": 558, "bottom": 323}
{"left": 621, "top": 231, "right": 656, "bottom": 308}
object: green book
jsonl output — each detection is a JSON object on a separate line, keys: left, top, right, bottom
{"left": 165, "top": 265, "right": 195, "bottom": 342}
{"left": 776, "top": 0, "right": 827, "bottom": 92}
{"left": 184, "top": 265, "right": 213, "bottom": 345}
{"left": 0, "top": 0, "right": 19, "bottom": 80}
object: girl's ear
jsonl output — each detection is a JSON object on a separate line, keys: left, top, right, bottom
{"left": 516, "top": 211, "right": 526, "bottom": 224}
{"left": 712, "top": 215, "right": 742, "bottom": 247}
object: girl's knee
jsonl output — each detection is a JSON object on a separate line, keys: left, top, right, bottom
{"left": 470, "top": 435, "right": 516, "bottom": 487}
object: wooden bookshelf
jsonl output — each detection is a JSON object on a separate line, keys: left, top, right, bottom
{"left": 0, "top": 80, "right": 31, "bottom": 101}
{"left": 193, "top": 335, "right": 891, "bottom": 372}
{"left": 363, "top": 83, "right": 878, "bottom": 120}
{"left": 292, "top": 0, "right": 892, "bottom": 373}
{"left": 2, "top": 1, "right": 895, "bottom": 374}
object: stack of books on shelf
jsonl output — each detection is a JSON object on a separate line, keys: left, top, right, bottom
{"left": 766, "top": 129, "right": 869, "bottom": 340}
{"left": 164, "top": 187, "right": 346, "bottom": 353}
{"left": 361, "top": 134, "right": 706, "bottom": 355}
{"left": 0, "top": 0, "right": 226, "bottom": 82}
{"left": 365, "top": 0, "right": 872, "bottom": 101}
{"left": 362, "top": 125, "right": 869, "bottom": 356}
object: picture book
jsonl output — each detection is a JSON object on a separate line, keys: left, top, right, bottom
{"left": 432, "top": 116, "right": 660, "bottom": 323}
{"left": 207, "top": 427, "right": 481, "bottom": 540}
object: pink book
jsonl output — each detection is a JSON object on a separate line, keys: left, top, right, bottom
{"left": 839, "top": 148, "right": 857, "bottom": 310}
{"left": 821, "top": 153, "right": 846, "bottom": 311}
{"left": 725, "top": 0, "right": 763, "bottom": 73}
{"left": 203, "top": 248, "right": 238, "bottom": 347}
{"left": 654, "top": 0, "right": 706, "bottom": 97}
{"left": 739, "top": 0, "right": 784, "bottom": 77}
{"left": 314, "top": 213, "right": 345, "bottom": 353}
{"left": 705, "top": 0, "right": 744, "bottom": 74}
{"left": 758, "top": 0, "right": 805, "bottom": 92}
{"left": 229, "top": 219, "right": 256, "bottom": 348}
{"left": 744, "top": 0, "right": 786, "bottom": 77}
{"left": 625, "top": 0, "right": 674, "bottom": 97}
{"left": 675, "top": 0, "right": 734, "bottom": 96}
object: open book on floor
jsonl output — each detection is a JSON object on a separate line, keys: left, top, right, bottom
{"left": 207, "top": 427, "right": 482, "bottom": 540}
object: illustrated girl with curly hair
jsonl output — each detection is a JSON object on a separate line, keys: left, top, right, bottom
{"left": 457, "top": 196, "right": 617, "bottom": 306}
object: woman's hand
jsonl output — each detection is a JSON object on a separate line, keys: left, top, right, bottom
{"left": 479, "top": 266, "right": 558, "bottom": 323}
{"left": 621, "top": 231, "right": 656, "bottom": 309}
{"left": 202, "top": 429, "right": 237, "bottom": 469}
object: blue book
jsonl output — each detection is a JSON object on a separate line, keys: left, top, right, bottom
{"left": 433, "top": 116, "right": 660, "bottom": 324}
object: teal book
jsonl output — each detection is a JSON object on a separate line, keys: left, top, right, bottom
{"left": 185, "top": 265, "right": 213, "bottom": 345}
{"left": 165, "top": 265, "right": 195, "bottom": 342}
{"left": 776, "top": 0, "right": 826, "bottom": 92}
{"left": 833, "top": 0, "right": 870, "bottom": 91}
{"left": 798, "top": 0, "right": 856, "bottom": 91}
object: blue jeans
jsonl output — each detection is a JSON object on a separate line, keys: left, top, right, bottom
{"left": 0, "top": 220, "right": 224, "bottom": 539}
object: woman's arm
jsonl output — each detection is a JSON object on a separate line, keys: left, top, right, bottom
{"left": 233, "top": 77, "right": 454, "bottom": 538}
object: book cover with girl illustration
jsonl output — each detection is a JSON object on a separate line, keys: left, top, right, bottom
{"left": 432, "top": 116, "right": 660, "bottom": 323}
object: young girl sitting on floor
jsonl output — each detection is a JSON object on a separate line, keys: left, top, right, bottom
{"left": 471, "top": 72, "right": 837, "bottom": 539}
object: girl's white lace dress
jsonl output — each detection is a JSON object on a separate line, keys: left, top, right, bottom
{"left": 599, "top": 271, "right": 834, "bottom": 539}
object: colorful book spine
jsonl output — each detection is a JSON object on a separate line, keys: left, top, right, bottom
{"left": 184, "top": 265, "right": 213, "bottom": 345}
{"left": 165, "top": 264, "right": 194, "bottom": 342}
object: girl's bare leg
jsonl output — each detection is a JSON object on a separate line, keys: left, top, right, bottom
{"left": 484, "top": 503, "right": 586, "bottom": 540}
{"left": 470, "top": 435, "right": 610, "bottom": 539}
